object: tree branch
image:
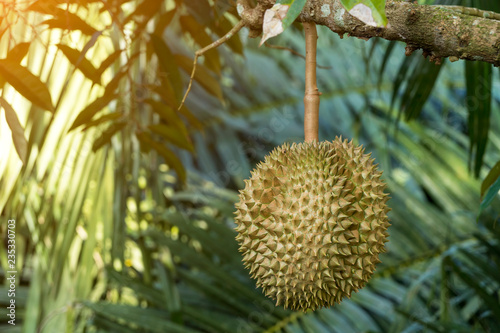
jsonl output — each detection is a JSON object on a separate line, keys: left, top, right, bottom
{"left": 303, "top": 22, "right": 320, "bottom": 142}
{"left": 238, "top": 0, "right": 500, "bottom": 66}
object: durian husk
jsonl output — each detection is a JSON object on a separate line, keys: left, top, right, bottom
{"left": 234, "top": 137, "right": 390, "bottom": 311}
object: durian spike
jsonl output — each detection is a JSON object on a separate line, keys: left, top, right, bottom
{"left": 303, "top": 22, "right": 320, "bottom": 143}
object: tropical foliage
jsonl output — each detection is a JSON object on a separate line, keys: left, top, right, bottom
{"left": 0, "top": 0, "right": 499, "bottom": 332}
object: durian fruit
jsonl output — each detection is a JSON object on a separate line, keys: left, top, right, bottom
{"left": 234, "top": 137, "right": 390, "bottom": 311}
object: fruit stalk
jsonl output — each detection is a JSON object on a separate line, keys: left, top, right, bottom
{"left": 303, "top": 22, "right": 320, "bottom": 143}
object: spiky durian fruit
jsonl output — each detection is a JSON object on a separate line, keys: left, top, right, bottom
{"left": 234, "top": 137, "right": 390, "bottom": 311}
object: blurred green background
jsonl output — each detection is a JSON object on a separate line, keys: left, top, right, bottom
{"left": 0, "top": 0, "right": 499, "bottom": 332}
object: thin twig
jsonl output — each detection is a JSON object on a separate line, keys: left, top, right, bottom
{"left": 303, "top": 22, "right": 320, "bottom": 143}
{"left": 178, "top": 20, "right": 245, "bottom": 111}
{"left": 264, "top": 42, "right": 331, "bottom": 70}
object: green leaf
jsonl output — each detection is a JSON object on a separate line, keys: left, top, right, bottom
{"left": 81, "top": 112, "right": 122, "bottom": 132}
{"left": 144, "top": 98, "right": 185, "bottom": 130}
{"left": 42, "top": 12, "right": 98, "bottom": 36}
{"left": 106, "top": 268, "right": 166, "bottom": 307}
{"left": 104, "top": 68, "right": 129, "bottom": 95}
{"left": 149, "top": 124, "right": 194, "bottom": 152}
{"left": 481, "top": 160, "right": 500, "bottom": 198}
{"left": 160, "top": 212, "right": 237, "bottom": 262}
{"left": 459, "top": 248, "right": 500, "bottom": 282}
{"left": 0, "top": 60, "right": 54, "bottom": 111}
{"left": 260, "top": 0, "right": 307, "bottom": 45}
{"left": 83, "top": 302, "right": 200, "bottom": 333}
{"left": 177, "top": 269, "right": 259, "bottom": 318}
{"left": 340, "top": 0, "right": 388, "bottom": 27}
{"left": 181, "top": 0, "right": 212, "bottom": 25}
{"left": 0, "top": 97, "right": 28, "bottom": 164}
{"left": 26, "top": 0, "right": 63, "bottom": 15}
{"left": 57, "top": 44, "right": 101, "bottom": 84}
{"left": 389, "top": 52, "right": 420, "bottom": 114}
{"left": 136, "top": 132, "right": 186, "bottom": 183}
{"left": 448, "top": 258, "right": 500, "bottom": 320}
{"left": 92, "top": 121, "right": 126, "bottom": 151}
{"left": 5, "top": 42, "right": 31, "bottom": 63}
{"left": 148, "top": 91, "right": 203, "bottom": 130}
{"left": 27, "top": 0, "right": 103, "bottom": 14}
{"left": 154, "top": 261, "right": 182, "bottom": 313}
{"left": 0, "top": 42, "right": 31, "bottom": 87}
{"left": 401, "top": 57, "right": 443, "bottom": 120}
{"left": 150, "top": 34, "right": 183, "bottom": 101}
{"left": 68, "top": 92, "right": 118, "bottom": 131}
{"left": 479, "top": 175, "right": 500, "bottom": 215}
{"left": 96, "top": 49, "right": 123, "bottom": 76}
{"left": 178, "top": 105, "right": 203, "bottom": 130}
{"left": 123, "top": 0, "right": 163, "bottom": 26}
{"left": 278, "top": 0, "right": 307, "bottom": 30}
{"left": 154, "top": 9, "right": 177, "bottom": 36}
{"left": 466, "top": 61, "right": 492, "bottom": 177}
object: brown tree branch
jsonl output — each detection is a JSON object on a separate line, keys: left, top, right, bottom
{"left": 237, "top": 0, "right": 500, "bottom": 66}
{"left": 303, "top": 22, "right": 320, "bottom": 142}
{"left": 177, "top": 21, "right": 245, "bottom": 111}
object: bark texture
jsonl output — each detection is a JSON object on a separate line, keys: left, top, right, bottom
{"left": 237, "top": 0, "right": 500, "bottom": 66}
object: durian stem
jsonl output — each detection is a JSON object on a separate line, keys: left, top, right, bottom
{"left": 303, "top": 22, "right": 320, "bottom": 143}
